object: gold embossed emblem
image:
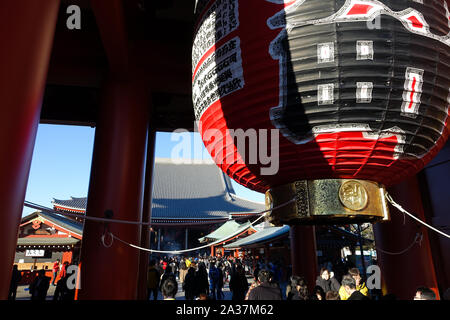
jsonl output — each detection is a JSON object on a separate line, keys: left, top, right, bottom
{"left": 339, "top": 181, "right": 368, "bottom": 211}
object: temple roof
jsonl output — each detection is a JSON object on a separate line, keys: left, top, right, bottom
{"left": 52, "top": 196, "right": 87, "bottom": 211}
{"left": 224, "top": 225, "right": 290, "bottom": 249}
{"left": 198, "top": 220, "right": 253, "bottom": 243}
{"left": 21, "top": 210, "right": 83, "bottom": 238}
{"left": 52, "top": 158, "right": 265, "bottom": 223}
{"left": 224, "top": 225, "right": 373, "bottom": 249}
{"left": 151, "top": 159, "right": 264, "bottom": 221}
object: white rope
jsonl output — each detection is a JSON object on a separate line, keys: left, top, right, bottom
{"left": 385, "top": 192, "right": 450, "bottom": 240}
{"left": 108, "top": 209, "right": 270, "bottom": 254}
{"left": 376, "top": 232, "right": 422, "bottom": 256}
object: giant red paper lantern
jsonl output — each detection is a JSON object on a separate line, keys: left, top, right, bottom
{"left": 192, "top": 0, "right": 450, "bottom": 223}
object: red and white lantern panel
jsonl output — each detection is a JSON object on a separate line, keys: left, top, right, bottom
{"left": 192, "top": 0, "right": 450, "bottom": 194}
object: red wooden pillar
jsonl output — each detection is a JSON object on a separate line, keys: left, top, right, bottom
{"left": 137, "top": 129, "right": 156, "bottom": 300}
{"left": 290, "top": 225, "right": 318, "bottom": 292}
{"left": 0, "top": 0, "right": 59, "bottom": 299}
{"left": 374, "top": 176, "right": 440, "bottom": 300}
{"left": 418, "top": 148, "right": 450, "bottom": 292}
{"left": 77, "top": 78, "right": 150, "bottom": 300}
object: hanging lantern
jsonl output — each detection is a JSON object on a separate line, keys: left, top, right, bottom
{"left": 192, "top": 0, "right": 450, "bottom": 225}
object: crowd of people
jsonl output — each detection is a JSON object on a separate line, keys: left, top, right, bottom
{"left": 145, "top": 254, "right": 289, "bottom": 300}
{"left": 8, "top": 259, "right": 74, "bottom": 301}
{"left": 8, "top": 254, "right": 450, "bottom": 301}
{"left": 145, "top": 255, "right": 448, "bottom": 301}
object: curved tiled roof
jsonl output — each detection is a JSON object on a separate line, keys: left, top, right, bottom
{"left": 224, "top": 225, "right": 290, "bottom": 249}
{"left": 21, "top": 211, "right": 83, "bottom": 237}
{"left": 52, "top": 197, "right": 87, "bottom": 211}
{"left": 223, "top": 225, "right": 373, "bottom": 249}
{"left": 52, "top": 158, "right": 265, "bottom": 222}
{"left": 198, "top": 220, "right": 252, "bottom": 243}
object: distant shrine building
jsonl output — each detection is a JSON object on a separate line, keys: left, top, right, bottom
{"left": 16, "top": 158, "right": 375, "bottom": 285}
{"left": 15, "top": 159, "right": 263, "bottom": 275}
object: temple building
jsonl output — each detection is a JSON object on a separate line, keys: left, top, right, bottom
{"left": 16, "top": 158, "right": 265, "bottom": 274}
{"left": 17, "top": 156, "right": 372, "bottom": 279}
{"left": 198, "top": 220, "right": 259, "bottom": 257}
{"left": 16, "top": 150, "right": 443, "bottom": 296}
{"left": 3, "top": 0, "right": 449, "bottom": 300}
{"left": 15, "top": 210, "right": 82, "bottom": 284}
{"left": 223, "top": 224, "right": 374, "bottom": 275}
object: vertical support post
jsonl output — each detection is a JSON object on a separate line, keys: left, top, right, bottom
{"left": 77, "top": 78, "right": 150, "bottom": 300}
{"left": 290, "top": 225, "right": 318, "bottom": 292}
{"left": 418, "top": 164, "right": 450, "bottom": 292}
{"left": 374, "top": 176, "right": 440, "bottom": 300}
{"left": 136, "top": 129, "right": 156, "bottom": 300}
{"left": 157, "top": 228, "right": 161, "bottom": 251}
{"left": 185, "top": 228, "right": 189, "bottom": 250}
{"left": 0, "top": 0, "right": 59, "bottom": 299}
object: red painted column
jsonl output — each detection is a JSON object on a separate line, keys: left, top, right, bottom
{"left": 290, "top": 225, "right": 318, "bottom": 292}
{"left": 374, "top": 176, "right": 440, "bottom": 300}
{"left": 137, "top": 129, "right": 156, "bottom": 300}
{"left": 418, "top": 146, "right": 450, "bottom": 292}
{"left": 0, "top": 0, "right": 59, "bottom": 299}
{"left": 77, "top": 78, "right": 150, "bottom": 300}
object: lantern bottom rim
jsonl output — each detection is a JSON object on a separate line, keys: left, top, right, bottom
{"left": 265, "top": 178, "right": 390, "bottom": 226}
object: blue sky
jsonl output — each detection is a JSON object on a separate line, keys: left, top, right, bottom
{"left": 22, "top": 125, "right": 264, "bottom": 217}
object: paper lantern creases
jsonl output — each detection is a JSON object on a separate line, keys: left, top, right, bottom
{"left": 192, "top": 0, "right": 450, "bottom": 194}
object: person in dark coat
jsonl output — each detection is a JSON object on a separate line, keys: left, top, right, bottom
{"left": 53, "top": 273, "right": 75, "bottom": 301}
{"left": 341, "top": 275, "right": 370, "bottom": 300}
{"left": 229, "top": 264, "right": 249, "bottom": 300}
{"left": 183, "top": 267, "right": 197, "bottom": 300}
{"left": 287, "top": 276, "right": 309, "bottom": 300}
{"left": 147, "top": 260, "right": 161, "bottom": 300}
{"left": 8, "top": 265, "right": 22, "bottom": 300}
{"left": 247, "top": 269, "right": 282, "bottom": 300}
{"left": 159, "top": 265, "right": 176, "bottom": 291}
{"left": 29, "top": 269, "right": 50, "bottom": 301}
{"left": 209, "top": 262, "right": 220, "bottom": 300}
{"left": 316, "top": 267, "right": 340, "bottom": 294}
{"left": 253, "top": 264, "right": 260, "bottom": 282}
{"left": 195, "top": 263, "right": 210, "bottom": 297}
{"left": 217, "top": 263, "right": 225, "bottom": 300}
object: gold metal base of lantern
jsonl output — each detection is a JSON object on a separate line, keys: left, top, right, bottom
{"left": 265, "top": 179, "right": 390, "bottom": 226}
